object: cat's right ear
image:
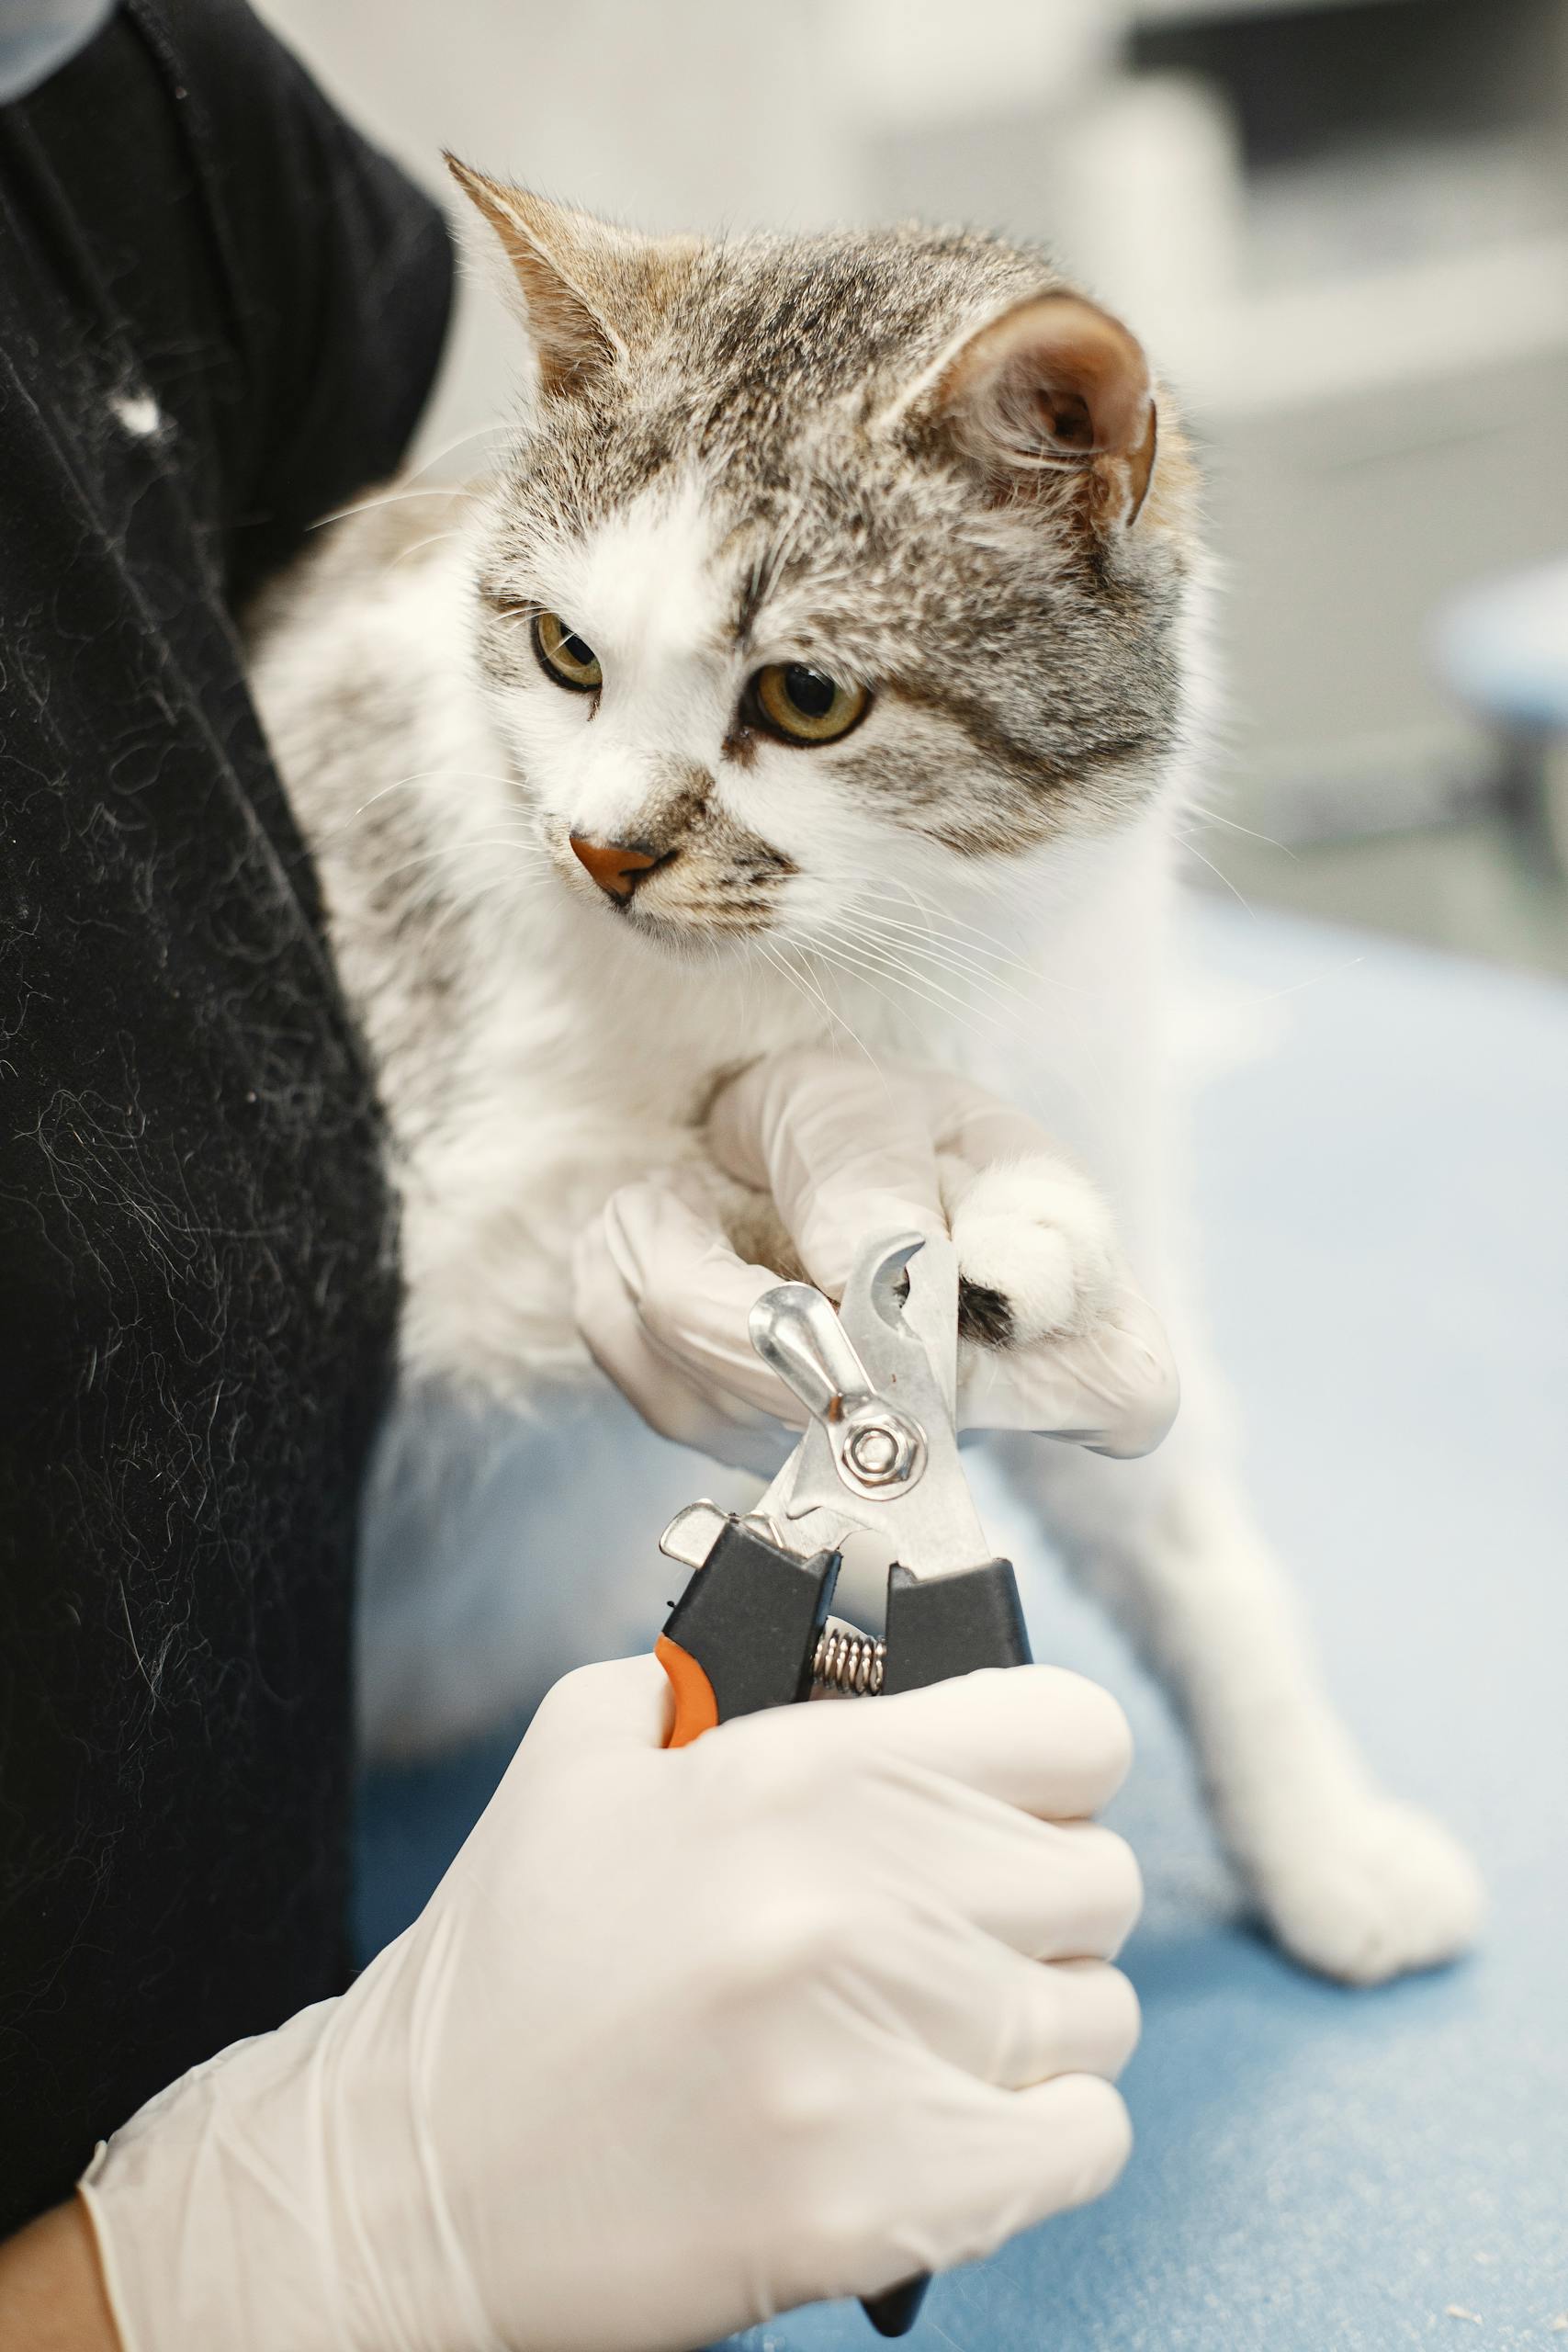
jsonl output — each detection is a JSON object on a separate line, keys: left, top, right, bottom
{"left": 445, "top": 160, "right": 631, "bottom": 398}
{"left": 899, "top": 292, "right": 1158, "bottom": 530}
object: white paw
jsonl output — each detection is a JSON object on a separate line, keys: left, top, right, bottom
{"left": 1251, "top": 1795, "right": 1483, "bottom": 1986}
{"left": 944, "top": 1153, "right": 1118, "bottom": 1347}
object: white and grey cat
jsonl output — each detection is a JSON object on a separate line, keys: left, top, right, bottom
{"left": 248, "top": 164, "right": 1481, "bottom": 1985}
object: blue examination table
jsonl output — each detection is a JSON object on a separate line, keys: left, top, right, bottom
{"left": 355, "top": 900, "right": 1568, "bottom": 2349}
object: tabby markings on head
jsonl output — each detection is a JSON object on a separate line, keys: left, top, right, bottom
{"left": 451, "top": 159, "right": 1199, "bottom": 950}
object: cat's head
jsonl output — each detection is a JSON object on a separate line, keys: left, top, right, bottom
{"left": 452, "top": 164, "right": 1200, "bottom": 958}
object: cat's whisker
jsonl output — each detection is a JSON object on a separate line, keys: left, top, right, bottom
{"left": 845, "top": 909, "right": 1038, "bottom": 1004}
{"left": 400, "top": 420, "right": 509, "bottom": 481}
{"left": 342, "top": 774, "right": 432, "bottom": 818}
{"left": 853, "top": 879, "right": 1079, "bottom": 983}
{"left": 849, "top": 894, "right": 1044, "bottom": 981}
{"left": 884, "top": 869, "right": 1043, "bottom": 944}
{"left": 755, "top": 934, "right": 833, "bottom": 1034}
{"left": 1187, "top": 799, "right": 1297, "bottom": 857}
{"left": 879, "top": 868, "right": 1025, "bottom": 937}
{"left": 757, "top": 933, "right": 835, "bottom": 1024}
{"left": 310, "top": 482, "right": 484, "bottom": 532}
{"left": 756, "top": 936, "right": 879, "bottom": 1069}
{"left": 378, "top": 832, "right": 537, "bottom": 884}
{"left": 791, "top": 937, "right": 916, "bottom": 1051}
{"left": 867, "top": 882, "right": 1115, "bottom": 1106}
{"left": 318, "top": 770, "right": 526, "bottom": 842}
{"left": 390, "top": 527, "right": 464, "bottom": 570}
{"left": 350, "top": 772, "right": 489, "bottom": 811}
{"left": 807, "top": 930, "right": 990, "bottom": 1041}
{"left": 816, "top": 918, "right": 1020, "bottom": 1026}
{"left": 783, "top": 943, "right": 883, "bottom": 1070}
{"left": 1178, "top": 836, "right": 1254, "bottom": 911}
{"left": 823, "top": 937, "right": 1020, "bottom": 1033}
{"left": 436, "top": 870, "right": 534, "bottom": 917}
{"left": 813, "top": 944, "right": 987, "bottom": 1056}
{"left": 852, "top": 939, "right": 1028, "bottom": 1023}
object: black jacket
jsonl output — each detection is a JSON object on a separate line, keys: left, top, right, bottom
{"left": 0, "top": 0, "right": 451, "bottom": 2226}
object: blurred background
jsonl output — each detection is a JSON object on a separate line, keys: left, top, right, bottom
{"left": 261, "top": 0, "right": 1568, "bottom": 976}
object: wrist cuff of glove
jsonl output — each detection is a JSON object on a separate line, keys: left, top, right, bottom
{"left": 78, "top": 1960, "right": 502, "bottom": 2352}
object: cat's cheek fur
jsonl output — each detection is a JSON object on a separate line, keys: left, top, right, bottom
{"left": 942, "top": 1153, "right": 1119, "bottom": 1343}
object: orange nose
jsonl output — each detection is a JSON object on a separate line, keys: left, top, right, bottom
{"left": 569, "top": 836, "right": 662, "bottom": 900}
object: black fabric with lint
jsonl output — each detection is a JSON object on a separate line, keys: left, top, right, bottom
{"left": 0, "top": 0, "right": 452, "bottom": 2227}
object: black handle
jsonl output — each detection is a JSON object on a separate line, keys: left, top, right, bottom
{"left": 659, "top": 1519, "right": 840, "bottom": 1746}
{"left": 863, "top": 2274, "right": 933, "bottom": 2337}
{"left": 881, "top": 1555, "right": 1032, "bottom": 1691}
{"left": 662, "top": 1533, "right": 1032, "bottom": 2337}
{"left": 863, "top": 1555, "right": 1032, "bottom": 2337}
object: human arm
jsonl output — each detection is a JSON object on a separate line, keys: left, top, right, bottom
{"left": 0, "top": 2200, "right": 119, "bottom": 2352}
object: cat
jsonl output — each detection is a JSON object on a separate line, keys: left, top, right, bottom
{"left": 246, "top": 162, "right": 1481, "bottom": 1986}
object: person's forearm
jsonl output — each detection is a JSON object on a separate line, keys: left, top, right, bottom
{"left": 0, "top": 2199, "right": 120, "bottom": 2350}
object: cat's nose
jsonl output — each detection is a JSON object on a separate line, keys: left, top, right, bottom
{"left": 569, "top": 836, "right": 663, "bottom": 899}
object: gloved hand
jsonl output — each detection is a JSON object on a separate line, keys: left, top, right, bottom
{"left": 82, "top": 1656, "right": 1140, "bottom": 2352}
{"left": 575, "top": 1049, "right": 1179, "bottom": 1474}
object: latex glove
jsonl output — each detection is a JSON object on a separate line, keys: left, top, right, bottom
{"left": 575, "top": 1049, "right": 1179, "bottom": 1474}
{"left": 82, "top": 1656, "right": 1140, "bottom": 2352}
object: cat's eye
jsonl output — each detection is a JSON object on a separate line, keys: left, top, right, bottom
{"left": 747, "top": 662, "right": 868, "bottom": 746}
{"left": 533, "top": 610, "right": 603, "bottom": 693}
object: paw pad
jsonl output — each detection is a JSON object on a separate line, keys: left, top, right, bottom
{"left": 945, "top": 1156, "right": 1117, "bottom": 1345}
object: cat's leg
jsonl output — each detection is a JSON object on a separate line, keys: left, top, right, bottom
{"left": 990, "top": 1410, "right": 1482, "bottom": 1984}
{"left": 939, "top": 1152, "right": 1482, "bottom": 1985}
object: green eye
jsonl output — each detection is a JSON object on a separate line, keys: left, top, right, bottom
{"left": 533, "top": 610, "right": 603, "bottom": 693}
{"left": 749, "top": 662, "right": 868, "bottom": 746}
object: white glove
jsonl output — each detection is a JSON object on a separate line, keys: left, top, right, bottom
{"left": 83, "top": 1656, "right": 1140, "bottom": 2352}
{"left": 575, "top": 1050, "right": 1179, "bottom": 1474}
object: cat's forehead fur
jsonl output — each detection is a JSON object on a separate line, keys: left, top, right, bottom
{"left": 475, "top": 210, "right": 1198, "bottom": 851}
{"left": 635, "top": 227, "right": 1048, "bottom": 454}
{"left": 525, "top": 227, "right": 1047, "bottom": 479}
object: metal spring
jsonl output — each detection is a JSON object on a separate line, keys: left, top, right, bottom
{"left": 811, "top": 1623, "right": 886, "bottom": 1697}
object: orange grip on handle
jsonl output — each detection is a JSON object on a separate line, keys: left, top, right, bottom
{"left": 657, "top": 1521, "right": 838, "bottom": 1749}
{"left": 656, "top": 1634, "right": 720, "bottom": 1748}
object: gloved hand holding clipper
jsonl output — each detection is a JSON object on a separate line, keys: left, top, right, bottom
{"left": 620, "top": 1046, "right": 1177, "bottom": 2334}
{"left": 80, "top": 1657, "right": 1141, "bottom": 2352}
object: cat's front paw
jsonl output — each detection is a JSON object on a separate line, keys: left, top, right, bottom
{"left": 944, "top": 1155, "right": 1119, "bottom": 1351}
{"left": 1251, "top": 1794, "right": 1483, "bottom": 1986}
{"left": 943, "top": 1152, "right": 1178, "bottom": 1454}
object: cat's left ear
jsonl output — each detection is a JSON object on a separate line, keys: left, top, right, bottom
{"left": 446, "top": 159, "right": 639, "bottom": 398}
{"left": 904, "top": 293, "right": 1158, "bottom": 529}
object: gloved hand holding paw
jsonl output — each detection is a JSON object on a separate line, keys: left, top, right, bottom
{"left": 575, "top": 1048, "right": 1179, "bottom": 1473}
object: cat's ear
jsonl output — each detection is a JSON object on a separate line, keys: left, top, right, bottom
{"left": 908, "top": 293, "right": 1157, "bottom": 528}
{"left": 445, "top": 160, "right": 633, "bottom": 398}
